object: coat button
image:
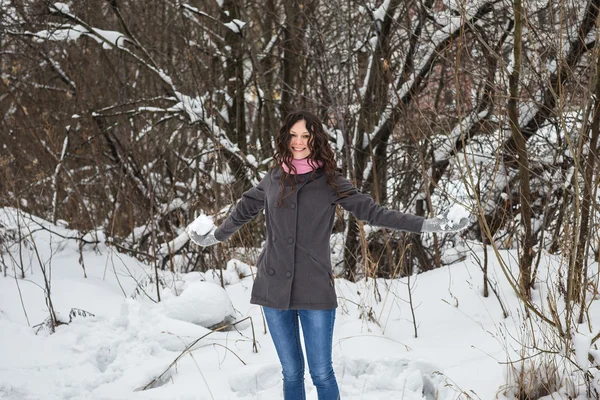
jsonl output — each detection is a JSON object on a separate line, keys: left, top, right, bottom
{"left": 273, "top": 236, "right": 277, "bottom": 242}
{"left": 290, "top": 203, "right": 296, "bottom": 209}
{"left": 286, "top": 271, "right": 292, "bottom": 278}
{"left": 287, "top": 237, "right": 294, "bottom": 244}
{"left": 268, "top": 268, "right": 275, "bottom": 275}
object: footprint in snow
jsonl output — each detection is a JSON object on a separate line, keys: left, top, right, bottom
{"left": 228, "top": 363, "right": 282, "bottom": 396}
{"left": 338, "top": 356, "right": 446, "bottom": 400}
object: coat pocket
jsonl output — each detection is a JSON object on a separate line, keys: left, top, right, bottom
{"left": 257, "top": 250, "right": 266, "bottom": 265}
{"left": 308, "top": 253, "right": 334, "bottom": 287}
{"left": 255, "top": 249, "right": 267, "bottom": 274}
{"left": 307, "top": 252, "right": 330, "bottom": 269}
{"left": 251, "top": 250, "right": 268, "bottom": 300}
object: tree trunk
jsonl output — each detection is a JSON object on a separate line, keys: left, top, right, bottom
{"left": 507, "top": 0, "right": 533, "bottom": 299}
{"left": 574, "top": 47, "right": 600, "bottom": 306}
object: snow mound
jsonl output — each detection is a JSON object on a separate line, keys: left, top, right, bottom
{"left": 161, "top": 281, "right": 234, "bottom": 328}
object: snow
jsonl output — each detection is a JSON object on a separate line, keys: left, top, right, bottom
{"left": 2, "top": 208, "right": 600, "bottom": 399}
{"left": 446, "top": 202, "right": 470, "bottom": 223}
{"left": 50, "top": 2, "right": 71, "bottom": 14}
{"left": 431, "top": 17, "right": 464, "bottom": 43}
{"left": 170, "top": 92, "right": 204, "bottom": 123}
{"left": 32, "top": 24, "right": 86, "bottom": 42}
{"left": 372, "top": 0, "right": 391, "bottom": 22}
{"left": 180, "top": 3, "right": 212, "bottom": 19}
{"left": 91, "top": 27, "right": 125, "bottom": 49}
{"left": 157, "top": 69, "right": 173, "bottom": 87}
{"left": 368, "top": 35, "right": 378, "bottom": 50}
{"left": 260, "top": 34, "right": 278, "bottom": 60}
{"left": 187, "top": 213, "right": 214, "bottom": 236}
{"left": 32, "top": 24, "right": 125, "bottom": 50}
{"left": 433, "top": 113, "right": 479, "bottom": 161}
{"left": 573, "top": 331, "right": 591, "bottom": 371}
{"left": 162, "top": 281, "right": 234, "bottom": 328}
{"left": 215, "top": 164, "right": 236, "bottom": 184}
{"left": 224, "top": 19, "right": 247, "bottom": 34}
{"left": 441, "top": 0, "right": 491, "bottom": 16}
{"left": 246, "top": 154, "right": 258, "bottom": 168}
{"left": 335, "top": 129, "right": 344, "bottom": 151}
{"left": 157, "top": 230, "right": 190, "bottom": 257}
{"left": 518, "top": 99, "right": 540, "bottom": 126}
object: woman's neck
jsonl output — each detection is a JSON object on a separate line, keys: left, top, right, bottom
{"left": 282, "top": 158, "right": 323, "bottom": 174}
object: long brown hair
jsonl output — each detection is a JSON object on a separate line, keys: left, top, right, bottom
{"left": 273, "top": 111, "right": 341, "bottom": 206}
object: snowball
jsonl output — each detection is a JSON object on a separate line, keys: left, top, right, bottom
{"left": 162, "top": 282, "right": 234, "bottom": 328}
{"left": 446, "top": 203, "right": 470, "bottom": 223}
{"left": 187, "top": 214, "right": 214, "bottom": 236}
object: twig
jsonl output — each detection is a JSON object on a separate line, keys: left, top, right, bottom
{"left": 3, "top": 243, "right": 31, "bottom": 326}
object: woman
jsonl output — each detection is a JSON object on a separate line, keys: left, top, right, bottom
{"left": 187, "top": 111, "right": 468, "bottom": 400}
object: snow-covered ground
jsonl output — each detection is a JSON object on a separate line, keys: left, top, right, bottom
{"left": 0, "top": 207, "right": 597, "bottom": 399}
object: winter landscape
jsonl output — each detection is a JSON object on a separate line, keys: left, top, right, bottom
{"left": 4, "top": 0, "right": 600, "bottom": 399}
{"left": 2, "top": 206, "right": 598, "bottom": 400}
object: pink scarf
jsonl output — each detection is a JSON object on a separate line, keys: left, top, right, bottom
{"left": 281, "top": 158, "right": 323, "bottom": 174}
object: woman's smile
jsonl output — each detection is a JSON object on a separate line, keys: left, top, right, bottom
{"left": 289, "top": 119, "right": 311, "bottom": 159}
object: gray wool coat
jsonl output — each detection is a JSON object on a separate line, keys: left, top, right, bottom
{"left": 214, "top": 167, "right": 425, "bottom": 310}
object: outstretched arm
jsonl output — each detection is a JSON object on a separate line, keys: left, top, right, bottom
{"left": 188, "top": 171, "right": 271, "bottom": 247}
{"left": 332, "top": 175, "right": 470, "bottom": 234}
{"left": 331, "top": 175, "right": 425, "bottom": 233}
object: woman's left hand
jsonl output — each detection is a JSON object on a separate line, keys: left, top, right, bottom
{"left": 421, "top": 214, "right": 469, "bottom": 233}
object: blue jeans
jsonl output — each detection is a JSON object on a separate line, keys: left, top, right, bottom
{"left": 263, "top": 307, "right": 340, "bottom": 400}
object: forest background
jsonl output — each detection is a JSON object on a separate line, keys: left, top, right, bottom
{"left": 4, "top": 0, "right": 600, "bottom": 397}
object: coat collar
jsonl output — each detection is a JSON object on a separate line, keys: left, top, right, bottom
{"left": 271, "top": 166, "right": 325, "bottom": 186}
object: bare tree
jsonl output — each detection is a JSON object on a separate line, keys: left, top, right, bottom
{"left": 1, "top": 0, "right": 600, "bottom": 286}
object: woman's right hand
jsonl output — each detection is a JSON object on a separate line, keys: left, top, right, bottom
{"left": 186, "top": 226, "right": 221, "bottom": 247}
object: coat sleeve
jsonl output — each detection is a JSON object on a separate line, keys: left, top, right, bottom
{"left": 331, "top": 174, "right": 425, "bottom": 233}
{"left": 214, "top": 171, "right": 271, "bottom": 241}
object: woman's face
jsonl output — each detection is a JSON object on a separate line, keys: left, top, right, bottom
{"left": 288, "top": 119, "right": 311, "bottom": 159}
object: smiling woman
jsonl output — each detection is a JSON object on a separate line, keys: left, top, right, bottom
{"left": 187, "top": 110, "right": 469, "bottom": 400}
{"left": 289, "top": 120, "right": 311, "bottom": 159}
